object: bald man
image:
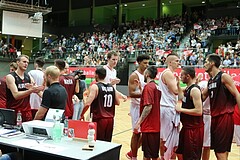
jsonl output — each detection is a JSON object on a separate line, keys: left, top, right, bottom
{"left": 158, "top": 53, "right": 180, "bottom": 160}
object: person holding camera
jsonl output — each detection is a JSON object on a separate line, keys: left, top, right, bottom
{"left": 72, "top": 69, "right": 87, "bottom": 120}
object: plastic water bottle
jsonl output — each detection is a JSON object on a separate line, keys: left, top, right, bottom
{"left": 63, "top": 116, "right": 68, "bottom": 136}
{"left": 87, "top": 122, "right": 95, "bottom": 148}
{"left": 16, "top": 111, "right": 22, "bottom": 129}
{"left": 52, "top": 110, "right": 62, "bottom": 142}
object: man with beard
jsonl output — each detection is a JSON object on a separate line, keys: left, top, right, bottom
{"left": 133, "top": 66, "right": 161, "bottom": 160}
{"left": 126, "top": 54, "right": 150, "bottom": 160}
{"left": 176, "top": 67, "right": 204, "bottom": 160}
{"left": 202, "top": 54, "right": 240, "bottom": 159}
{"left": 81, "top": 67, "right": 120, "bottom": 142}
{"left": 34, "top": 66, "right": 67, "bottom": 120}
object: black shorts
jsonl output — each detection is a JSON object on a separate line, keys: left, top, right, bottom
{"left": 176, "top": 126, "right": 204, "bottom": 160}
{"left": 93, "top": 118, "right": 114, "bottom": 142}
{"left": 142, "top": 132, "right": 160, "bottom": 158}
{"left": 211, "top": 113, "right": 234, "bottom": 153}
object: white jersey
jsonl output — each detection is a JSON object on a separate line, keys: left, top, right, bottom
{"left": 130, "top": 70, "right": 145, "bottom": 105}
{"left": 158, "top": 69, "right": 177, "bottom": 108}
{"left": 28, "top": 69, "right": 44, "bottom": 109}
{"left": 198, "top": 81, "right": 210, "bottom": 115}
{"left": 103, "top": 65, "right": 117, "bottom": 87}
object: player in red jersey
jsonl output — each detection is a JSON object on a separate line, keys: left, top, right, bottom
{"left": 0, "top": 62, "right": 18, "bottom": 108}
{"left": 54, "top": 59, "right": 79, "bottom": 119}
{"left": 233, "top": 75, "right": 240, "bottom": 147}
{"left": 176, "top": 67, "right": 204, "bottom": 160}
{"left": 81, "top": 67, "right": 120, "bottom": 142}
{"left": 6, "top": 55, "right": 44, "bottom": 122}
{"left": 202, "top": 54, "right": 240, "bottom": 159}
{"left": 134, "top": 66, "right": 161, "bottom": 160}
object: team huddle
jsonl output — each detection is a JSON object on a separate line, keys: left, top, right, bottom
{"left": 0, "top": 52, "right": 239, "bottom": 160}
{"left": 125, "top": 53, "right": 240, "bottom": 160}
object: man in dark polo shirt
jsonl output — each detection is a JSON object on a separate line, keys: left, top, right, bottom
{"left": 34, "top": 66, "right": 67, "bottom": 120}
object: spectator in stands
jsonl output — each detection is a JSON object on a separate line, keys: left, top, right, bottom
{"left": 222, "top": 55, "right": 232, "bottom": 67}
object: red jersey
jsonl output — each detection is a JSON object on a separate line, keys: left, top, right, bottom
{"left": 6, "top": 72, "right": 32, "bottom": 122}
{"left": 91, "top": 82, "right": 116, "bottom": 119}
{"left": 59, "top": 75, "right": 76, "bottom": 118}
{"left": 208, "top": 72, "right": 236, "bottom": 117}
{"left": 181, "top": 84, "right": 204, "bottom": 128}
{"left": 0, "top": 77, "right": 6, "bottom": 108}
{"left": 233, "top": 76, "right": 240, "bottom": 125}
{"left": 140, "top": 81, "right": 161, "bottom": 132}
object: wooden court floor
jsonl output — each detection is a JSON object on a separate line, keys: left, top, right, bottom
{"left": 111, "top": 99, "right": 240, "bottom": 160}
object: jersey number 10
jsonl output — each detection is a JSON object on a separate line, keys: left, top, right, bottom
{"left": 104, "top": 94, "right": 113, "bottom": 107}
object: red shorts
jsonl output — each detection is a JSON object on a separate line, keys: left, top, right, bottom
{"left": 21, "top": 110, "right": 33, "bottom": 122}
{"left": 211, "top": 113, "right": 234, "bottom": 153}
{"left": 93, "top": 118, "right": 114, "bottom": 142}
{"left": 176, "top": 126, "right": 204, "bottom": 160}
{"left": 142, "top": 132, "right": 160, "bottom": 158}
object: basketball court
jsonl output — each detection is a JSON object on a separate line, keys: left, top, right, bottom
{"left": 111, "top": 98, "right": 240, "bottom": 160}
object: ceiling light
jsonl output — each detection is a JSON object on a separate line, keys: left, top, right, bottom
{"left": 202, "top": 1, "right": 205, "bottom": 3}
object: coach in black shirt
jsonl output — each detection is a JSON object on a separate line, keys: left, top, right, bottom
{"left": 34, "top": 66, "right": 67, "bottom": 120}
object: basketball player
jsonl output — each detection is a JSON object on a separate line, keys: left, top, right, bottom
{"left": 9, "top": 62, "right": 18, "bottom": 73}
{"left": 202, "top": 54, "right": 240, "bottom": 159}
{"left": 134, "top": 66, "right": 161, "bottom": 160}
{"left": 233, "top": 75, "right": 240, "bottom": 147}
{"left": 103, "top": 51, "right": 127, "bottom": 101}
{"left": 81, "top": 67, "right": 120, "bottom": 142}
{"left": 158, "top": 53, "right": 180, "bottom": 160}
{"left": 176, "top": 67, "right": 204, "bottom": 160}
{"left": 54, "top": 59, "right": 79, "bottom": 119}
{"left": 198, "top": 80, "right": 211, "bottom": 160}
{"left": 6, "top": 55, "right": 44, "bottom": 122}
{"left": 0, "top": 62, "right": 17, "bottom": 108}
{"left": 126, "top": 54, "right": 150, "bottom": 160}
{"left": 28, "top": 57, "right": 45, "bottom": 111}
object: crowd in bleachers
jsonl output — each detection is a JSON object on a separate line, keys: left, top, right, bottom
{"left": 41, "top": 15, "right": 187, "bottom": 66}
{"left": 0, "top": 14, "right": 239, "bottom": 69}
{"left": 215, "top": 40, "right": 240, "bottom": 67}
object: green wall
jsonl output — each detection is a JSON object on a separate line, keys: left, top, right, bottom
{"left": 125, "top": 6, "right": 157, "bottom": 21}
{"left": 69, "top": 8, "right": 91, "bottom": 26}
{"left": 93, "top": 6, "right": 115, "bottom": 24}
{"left": 69, "top": 2, "right": 183, "bottom": 26}
{"left": 162, "top": 3, "right": 182, "bottom": 16}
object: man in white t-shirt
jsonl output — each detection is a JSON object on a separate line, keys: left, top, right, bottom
{"left": 28, "top": 57, "right": 45, "bottom": 112}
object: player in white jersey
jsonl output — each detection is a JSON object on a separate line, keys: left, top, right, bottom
{"left": 158, "top": 53, "right": 180, "bottom": 160}
{"left": 126, "top": 54, "right": 150, "bottom": 160}
{"left": 198, "top": 80, "right": 211, "bottom": 160}
{"left": 28, "top": 57, "right": 45, "bottom": 110}
{"left": 103, "top": 51, "right": 127, "bottom": 101}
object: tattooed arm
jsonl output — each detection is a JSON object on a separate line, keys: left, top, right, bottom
{"left": 133, "top": 105, "right": 152, "bottom": 133}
